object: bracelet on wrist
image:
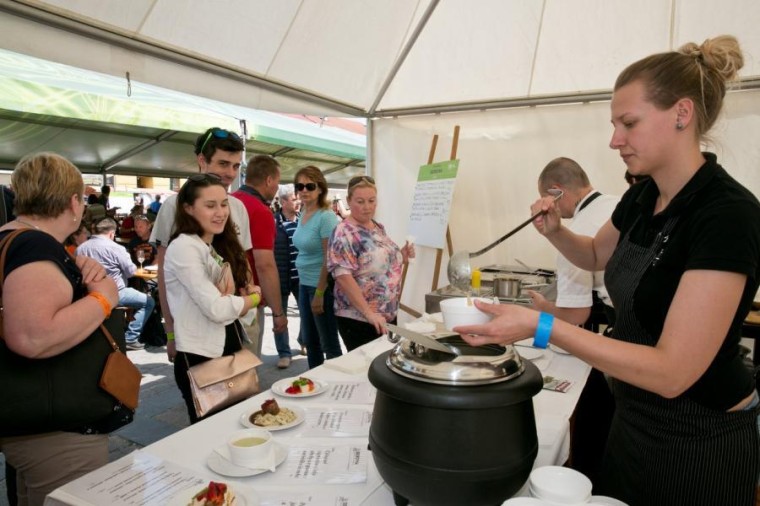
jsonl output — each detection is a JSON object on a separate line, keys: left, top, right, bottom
{"left": 248, "top": 293, "right": 261, "bottom": 307}
{"left": 314, "top": 288, "right": 325, "bottom": 297}
{"left": 272, "top": 312, "right": 285, "bottom": 318}
{"left": 166, "top": 331, "right": 175, "bottom": 342}
{"left": 533, "top": 312, "right": 554, "bottom": 349}
{"left": 87, "top": 291, "right": 112, "bottom": 318}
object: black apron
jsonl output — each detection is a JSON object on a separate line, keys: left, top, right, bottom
{"left": 598, "top": 215, "right": 759, "bottom": 505}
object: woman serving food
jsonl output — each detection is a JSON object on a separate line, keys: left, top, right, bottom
{"left": 456, "top": 35, "right": 760, "bottom": 506}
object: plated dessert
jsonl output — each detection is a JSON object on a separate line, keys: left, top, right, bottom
{"left": 271, "top": 376, "right": 328, "bottom": 398}
{"left": 188, "top": 481, "right": 235, "bottom": 505}
{"left": 285, "top": 377, "right": 315, "bottom": 394}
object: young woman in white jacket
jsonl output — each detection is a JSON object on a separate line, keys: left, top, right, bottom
{"left": 164, "top": 173, "right": 261, "bottom": 423}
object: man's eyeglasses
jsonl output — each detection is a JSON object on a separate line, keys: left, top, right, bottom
{"left": 348, "top": 176, "right": 375, "bottom": 189}
{"left": 295, "top": 182, "right": 318, "bottom": 192}
{"left": 198, "top": 128, "right": 242, "bottom": 154}
{"left": 188, "top": 173, "right": 223, "bottom": 183}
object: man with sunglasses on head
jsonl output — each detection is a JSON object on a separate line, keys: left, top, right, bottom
{"left": 232, "top": 155, "right": 290, "bottom": 367}
{"left": 150, "top": 127, "right": 253, "bottom": 362}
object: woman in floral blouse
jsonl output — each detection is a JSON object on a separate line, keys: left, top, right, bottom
{"left": 327, "top": 176, "right": 414, "bottom": 351}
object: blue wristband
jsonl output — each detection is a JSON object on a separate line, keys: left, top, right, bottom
{"left": 533, "top": 312, "right": 554, "bottom": 349}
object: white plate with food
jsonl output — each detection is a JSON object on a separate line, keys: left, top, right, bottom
{"left": 207, "top": 442, "right": 287, "bottom": 478}
{"left": 169, "top": 481, "right": 253, "bottom": 506}
{"left": 271, "top": 376, "right": 328, "bottom": 398}
{"left": 239, "top": 400, "right": 305, "bottom": 431}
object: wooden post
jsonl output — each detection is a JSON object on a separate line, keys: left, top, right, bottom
{"left": 431, "top": 125, "right": 460, "bottom": 290}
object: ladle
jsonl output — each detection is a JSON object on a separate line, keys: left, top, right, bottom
{"left": 447, "top": 189, "right": 564, "bottom": 291}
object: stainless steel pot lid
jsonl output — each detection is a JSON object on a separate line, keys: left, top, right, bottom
{"left": 386, "top": 334, "right": 525, "bottom": 386}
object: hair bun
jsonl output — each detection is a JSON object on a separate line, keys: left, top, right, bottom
{"left": 680, "top": 35, "right": 744, "bottom": 82}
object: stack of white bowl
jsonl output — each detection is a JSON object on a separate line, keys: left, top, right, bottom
{"left": 501, "top": 466, "right": 629, "bottom": 505}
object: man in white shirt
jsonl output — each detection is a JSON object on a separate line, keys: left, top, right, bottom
{"left": 528, "top": 157, "right": 618, "bottom": 326}
{"left": 526, "top": 156, "right": 618, "bottom": 486}
{"left": 77, "top": 218, "right": 155, "bottom": 350}
{"left": 150, "top": 127, "right": 252, "bottom": 362}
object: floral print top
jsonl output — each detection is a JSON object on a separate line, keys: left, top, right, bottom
{"left": 327, "top": 219, "right": 403, "bottom": 322}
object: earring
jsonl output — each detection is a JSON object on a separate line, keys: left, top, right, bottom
{"left": 676, "top": 121, "right": 684, "bottom": 130}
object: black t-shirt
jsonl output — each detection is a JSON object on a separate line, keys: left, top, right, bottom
{"left": 2, "top": 229, "right": 83, "bottom": 300}
{"left": 611, "top": 153, "right": 760, "bottom": 408}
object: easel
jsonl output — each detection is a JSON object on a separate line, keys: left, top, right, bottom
{"left": 399, "top": 125, "right": 460, "bottom": 318}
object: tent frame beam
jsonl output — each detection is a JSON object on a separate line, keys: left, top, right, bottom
{"left": 100, "top": 130, "right": 180, "bottom": 173}
{"left": 372, "top": 78, "right": 760, "bottom": 118}
{"left": 1, "top": 0, "right": 367, "bottom": 118}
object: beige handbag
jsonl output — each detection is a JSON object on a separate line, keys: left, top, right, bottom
{"left": 186, "top": 325, "right": 262, "bottom": 418}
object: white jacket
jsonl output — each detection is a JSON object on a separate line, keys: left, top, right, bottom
{"left": 164, "top": 234, "right": 245, "bottom": 357}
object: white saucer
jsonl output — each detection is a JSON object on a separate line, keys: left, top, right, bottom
{"left": 239, "top": 404, "right": 305, "bottom": 431}
{"left": 271, "top": 377, "right": 328, "bottom": 398}
{"left": 168, "top": 485, "right": 253, "bottom": 506}
{"left": 549, "top": 343, "right": 571, "bottom": 355}
{"left": 207, "top": 442, "right": 288, "bottom": 477}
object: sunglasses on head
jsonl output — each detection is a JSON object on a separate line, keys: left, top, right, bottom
{"left": 198, "top": 128, "right": 242, "bottom": 154}
{"left": 295, "top": 182, "right": 318, "bottom": 192}
{"left": 188, "top": 173, "right": 223, "bottom": 183}
{"left": 348, "top": 176, "right": 375, "bottom": 189}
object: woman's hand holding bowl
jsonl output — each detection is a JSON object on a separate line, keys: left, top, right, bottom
{"left": 454, "top": 300, "right": 539, "bottom": 347}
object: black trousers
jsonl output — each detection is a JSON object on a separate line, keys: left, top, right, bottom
{"left": 336, "top": 316, "right": 395, "bottom": 352}
{"left": 173, "top": 322, "right": 243, "bottom": 424}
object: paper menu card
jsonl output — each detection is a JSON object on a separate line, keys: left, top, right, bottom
{"left": 269, "top": 445, "right": 369, "bottom": 485}
{"left": 52, "top": 451, "right": 252, "bottom": 506}
{"left": 325, "top": 381, "right": 376, "bottom": 404}
{"left": 301, "top": 408, "right": 372, "bottom": 437}
{"left": 258, "top": 490, "right": 366, "bottom": 506}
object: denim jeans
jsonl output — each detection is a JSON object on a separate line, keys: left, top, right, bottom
{"left": 118, "top": 287, "right": 155, "bottom": 343}
{"left": 298, "top": 284, "right": 342, "bottom": 368}
{"left": 273, "top": 286, "right": 300, "bottom": 358}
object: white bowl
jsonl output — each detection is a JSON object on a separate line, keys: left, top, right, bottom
{"left": 226, "top": 428, "right": 272, "bottom": 467}
{"left": 502, "top": 498, "right": 552, "bottom": 505}
{"left": 439, "top": 297, "right": 493, "bottom": 331}
{"left": 590, "top": 496, "right": 629, "bottom": 506}
{"left": 529, "top": 466, "right": 592, "bottom": 504}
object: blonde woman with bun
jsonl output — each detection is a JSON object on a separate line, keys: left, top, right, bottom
{"left": 456, "top": 36, "right": 760, "bottom": 505}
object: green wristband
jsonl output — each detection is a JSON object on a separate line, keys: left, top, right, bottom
{"left": 315, "top": 288, "right": 325, "bottom": 297}
{"left": 166, "top": 331, "right": 175, "bottom": 341}
{"left": 249, "top": 293, "right": 261, "bottom": 307}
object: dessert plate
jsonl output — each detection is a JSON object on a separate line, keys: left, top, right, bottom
{"left": 271, "top": 377, "right": 328, "bottom": 398}
{"left": 168, "top": 485, "right": 254, "bottom": 506}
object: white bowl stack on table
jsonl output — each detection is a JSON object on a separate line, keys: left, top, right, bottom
{"left": 502, "top": 465, "right": 628, "bottom": 505}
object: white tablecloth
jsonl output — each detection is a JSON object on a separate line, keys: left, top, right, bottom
{"left": 45, "top": 337, "right": 590, "bottom": 506}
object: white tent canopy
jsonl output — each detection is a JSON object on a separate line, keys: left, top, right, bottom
{"left": 2, "top": 0, "right": 760, "bottom": 315}
{"left": 3, "top": 0, "right": 760, "bottom": 116}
